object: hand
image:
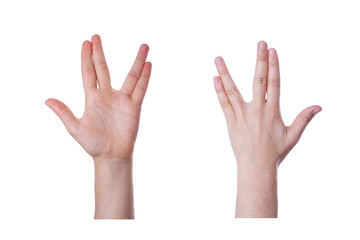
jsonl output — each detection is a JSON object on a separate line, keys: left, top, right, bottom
{"left": 213, "top": 41, "right": 321, "bottom": 217}
{"left": 46, "top": 35, "right": 151, "bottom": 219}
{"left": 46, "top": 35, "right": 152, "bottom": 163}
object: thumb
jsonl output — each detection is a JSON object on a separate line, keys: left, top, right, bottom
{"left": 287, "top": 105, "right": 322, "bottom": 143}
{"left": 45, "top": 98, "right": 79, "bottom": 134}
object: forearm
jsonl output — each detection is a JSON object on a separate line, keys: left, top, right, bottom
{"left": 235, "top": 164, "right": 278, "bottom": 218}
{"left": 94, "top": 158, "right": 134, "bottom": 219}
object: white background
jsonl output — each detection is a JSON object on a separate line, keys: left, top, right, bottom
{"left": 0, "top": 0, "right": 359, "bottom": 239}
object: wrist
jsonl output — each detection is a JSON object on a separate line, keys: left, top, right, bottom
{"left": 93, "top": 156, "right": 133, "bottom": 167}
{"left": 93, "top": 157, "right": 134, "bottom": 219}
{"left": 94, "top": 157, "right": 133, "bottom": 180}
{"left": 236, "top": 166, "right": 277, "bottom": 190}
{"left": 236, "top": 156, "right": 279, "bottom": 176}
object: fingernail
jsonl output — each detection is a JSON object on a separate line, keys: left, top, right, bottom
{"left": 313, "top": 107, "right": 322, "bottom": 115}
{"left": 215, "top": 57, "right": 223, "bottom": 66}
{"left": 259, "top": 41, "right": 267, "bottom": 50}
{"left": 269, "top": 48, "right": 276, "bottom": 57}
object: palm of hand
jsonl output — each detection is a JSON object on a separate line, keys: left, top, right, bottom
{"left": 74, "top": 89, "right": 141, "bottom": 159}
{"left": 46, "top": 35, "right": 151, "bottom": 161}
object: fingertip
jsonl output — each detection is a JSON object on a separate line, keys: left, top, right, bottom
{"left": 142, "top": 62, "right": 152, "bottom": 76}
{"left": 312, "top": 106, "right": 322, "bottom": 115}
{"left": 215, "top": 56, "right": 223, "bottom": 66}
{"left": 82, "top": 40, "right": 91, "bottom": 46}
{"left": 91, "top": 34, "right": 102, "bottom": 48}
{"left": 258, "top": 41, "right": 268, "bottom": 50}
{"left": 213, "top": 76, "right": 220, "bottom": 84}
{"left": 145, "top": 61, "right": 152, "bottom": 68}
{"left": 91, "top": 34, "right": 101, "bottom": 41}
{"left": 81, "top": 40, "right": 92, "bottom": 55}
{"left": 45, "top": 98, "right": 61, "bottom": 113}
{"left": 137, "top": 44, "right": 149, "bottom": 60}
{"left": 269, "top": 48, "right": 277, "bottom": 57}
{"left": 45, "top": 98, "right": 56, "bottom": 106}
{"left": 141, "top": 43, "right": 149, "bottom": 52}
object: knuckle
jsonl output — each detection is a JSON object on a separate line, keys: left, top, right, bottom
{"left": 135, "top": 83, "right": 147, "bottom": 93}
{"left": 82, "top": 67, "right": 95, "bottom": 75}
{"left": 301, "top": 115, "right": 312, "bottom": 125}
{"left": 97, "top": 61, "right": 108, "bottom": 71}
{"left": 255, "top": 76, "right": 267, "bottom": 85}
{"left": 225, "top": 86, "right": 238, "bottom": 95}
{"left": 220, "top": 100, "right": 230, "bottom": 109}
{"left": 258, "top": 54, "right": 267, "bottom": 61}
{"left": 269, "top": 78, "right": 280, "bottom": 87}
{"left": 136, "top": 57, "right": 145, "bottom": 63}
{"left": 128, "top": 70, "right": 140, "bottom": 80}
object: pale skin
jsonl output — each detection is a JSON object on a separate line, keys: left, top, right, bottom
{"left": 213, "top": 41, "right": 322, "bottom": 218}
{"left": 46, "top": 35, "right": 152, "bottom": 219}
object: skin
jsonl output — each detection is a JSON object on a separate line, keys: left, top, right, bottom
{"left": 213, "top": 41, "right": 322, "bottom": 218}
{"left": 46, "top": 34, "right": 152, "bottom": 219}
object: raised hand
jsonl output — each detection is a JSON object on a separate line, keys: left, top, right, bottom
{"left": 213, "top": 41, "right": 321, "bottom": 217}
{"left": 46, "top": 35, "right": 151, "bottom": 162}
{"left": 46, "top": 35, "right": 152, "bottom": 219}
